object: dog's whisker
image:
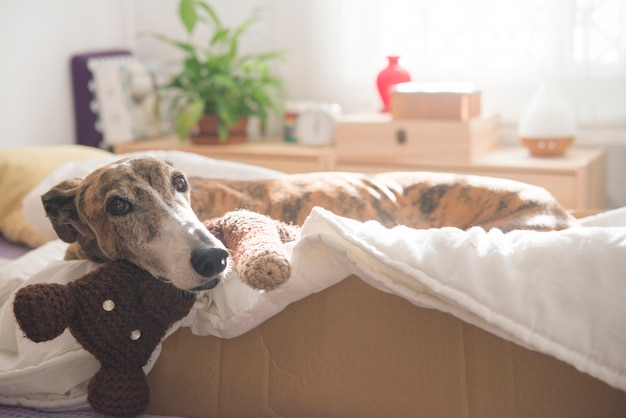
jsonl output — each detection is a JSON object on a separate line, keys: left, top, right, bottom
{"left": 155, "top": 275, "right": 169, "bottom": 283}
{"left": 179, "top": 289, "right": 197, "bottom": 301}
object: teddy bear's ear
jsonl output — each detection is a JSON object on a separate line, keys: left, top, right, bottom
{"left": 13, "top": 283, "right": 74, "bottom": 342}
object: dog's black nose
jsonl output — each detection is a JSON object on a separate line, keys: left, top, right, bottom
{"left": 191, "top": 248, "right": 229, "bottom": 277}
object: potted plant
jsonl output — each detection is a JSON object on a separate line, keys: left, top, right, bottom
{"left": 151, "top": 0, "right": 284, "bottom": 142}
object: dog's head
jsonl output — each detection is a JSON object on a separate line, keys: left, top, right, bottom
{"left": 41, "top": 156, "right": 229, "bottom": 291}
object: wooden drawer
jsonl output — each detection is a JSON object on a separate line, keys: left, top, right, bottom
{"left": 335, "top": 147, "right": 606, "bottom": 211}
{"left": 335, "top": 114, "right": 499, "bottom": 164}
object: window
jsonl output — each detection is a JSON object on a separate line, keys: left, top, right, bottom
{"left": 335, "top": 0, "right": 626, "bottom": 130}
{"left": 377, "top": 0, "right": 626, "bottom": 81}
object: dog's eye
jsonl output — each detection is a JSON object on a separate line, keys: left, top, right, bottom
{"left": 172, "top": 175, "right": 188, "bottom": 193}
{"left": 107, "top": 197, "right": 131, "bottom": 216}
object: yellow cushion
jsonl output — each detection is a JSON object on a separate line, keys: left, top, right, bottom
{"left": 0, "top": 145, "right": 112, "bottom": 248}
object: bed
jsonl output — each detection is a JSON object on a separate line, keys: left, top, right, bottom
{"left": 1, "top": 145, "right": 625, "bottom": 417}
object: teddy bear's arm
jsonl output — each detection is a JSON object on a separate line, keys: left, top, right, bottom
{"left": 13, "top": 283, "right": 75, "bottom": 342}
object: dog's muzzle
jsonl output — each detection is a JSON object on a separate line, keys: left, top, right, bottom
{"left": 190, "top": 247, "right": 229, "bottom": 290}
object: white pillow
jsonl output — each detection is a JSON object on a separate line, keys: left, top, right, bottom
{"left": 23, "top": 150, "right": 286, "bottom": 239}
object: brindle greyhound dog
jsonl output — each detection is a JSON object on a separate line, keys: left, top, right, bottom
{"left": 42, "top": 156, "right": 574, "bottom": 292}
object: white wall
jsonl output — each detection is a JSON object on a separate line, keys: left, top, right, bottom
{"left": 0, "top": 0, "right": 134, "bottom": 149}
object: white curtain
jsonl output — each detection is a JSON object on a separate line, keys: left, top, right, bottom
{"left": 270, "top": 0, "right": 626, "bottom": 129}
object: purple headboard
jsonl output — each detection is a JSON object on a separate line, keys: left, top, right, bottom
{"left": 70, "top": 49, "right": 131, "bottom": 148}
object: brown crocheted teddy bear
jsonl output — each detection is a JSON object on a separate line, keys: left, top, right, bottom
{"left": 13, "top": 210, "right": 298, "bottom": 417}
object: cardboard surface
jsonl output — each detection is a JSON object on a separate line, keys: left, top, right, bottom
{"left": 146, "top": 276, "right": 626, "bottom": 418}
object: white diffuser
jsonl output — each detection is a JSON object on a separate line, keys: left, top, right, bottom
{"left": 518, "top": 81, "right": 576, "bottom": 156}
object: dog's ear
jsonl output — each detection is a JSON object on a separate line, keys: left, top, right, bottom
{"left": 41, "top": 178, "right": 86, "bottom": 243}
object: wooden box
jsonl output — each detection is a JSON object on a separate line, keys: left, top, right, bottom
{"left": 335, "top": 113, "right": 499, "bottom": 164}
{"left": 390, "top": 83, "right": 481, "bottom": 121}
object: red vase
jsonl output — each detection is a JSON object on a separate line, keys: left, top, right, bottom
{"left": 376, "top": 56, "right": 411, "bottom": 112}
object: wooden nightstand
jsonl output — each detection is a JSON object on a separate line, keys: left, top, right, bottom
{"left": 113, "top": 137, "right": 335, "bottom": 174}
{"left": 336, "top": 147, "right": 606, "bottom": 210}
{"left": 113, "top": 137, "right": 606, "bottom": 211}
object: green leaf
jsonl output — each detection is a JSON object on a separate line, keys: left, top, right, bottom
{"left": 252, "top": 50, "right": 286, "bottom": 62}
{"left": 232, "top": 10, "right": 260, "bottom": 42}
{"left": 210, "top": 27, "right": 230, "bottom": 47}
{"left": 196, "top": 1, "right": 221, "bottom": 27}
{"left": 179, "top": 0, "right": 198, "bottom": 34}
{"left": 217, "top": 122, "right": 229, "bottom": 140}
{"left": 226, "top": 12, "right": 259, "bottom": 58}
{"left": 175, "top": 99, "right": 204, "bottom": 140}
{"left": 147, "top": 32, "right": 198, "bottom": 56}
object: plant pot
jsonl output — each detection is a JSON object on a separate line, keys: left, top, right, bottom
{"left": 190, "top": 115, "right": 248, "bottom": 145}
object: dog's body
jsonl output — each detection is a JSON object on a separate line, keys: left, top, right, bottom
{"left": 42, "top": 156, "right": 575, "bottom": 292}
{"left": 189, "top": 171, "right": 574, "bottom": 232}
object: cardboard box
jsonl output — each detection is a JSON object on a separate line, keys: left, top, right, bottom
{"left": 390, "top": 82, "right": 481, "bottom": 121}
{"left": 146, "top": 276, "right": 626, "bottom": 418}
{"left": 334, "top": 113, "right": 499, "bottom": 164}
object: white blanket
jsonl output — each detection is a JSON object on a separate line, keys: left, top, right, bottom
{"left": 2, "top": 207, "right": 626, "bottom": 410}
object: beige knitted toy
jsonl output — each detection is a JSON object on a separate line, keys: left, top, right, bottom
{"left": 204, "top": 209, "right": 300, "bottom": 290}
